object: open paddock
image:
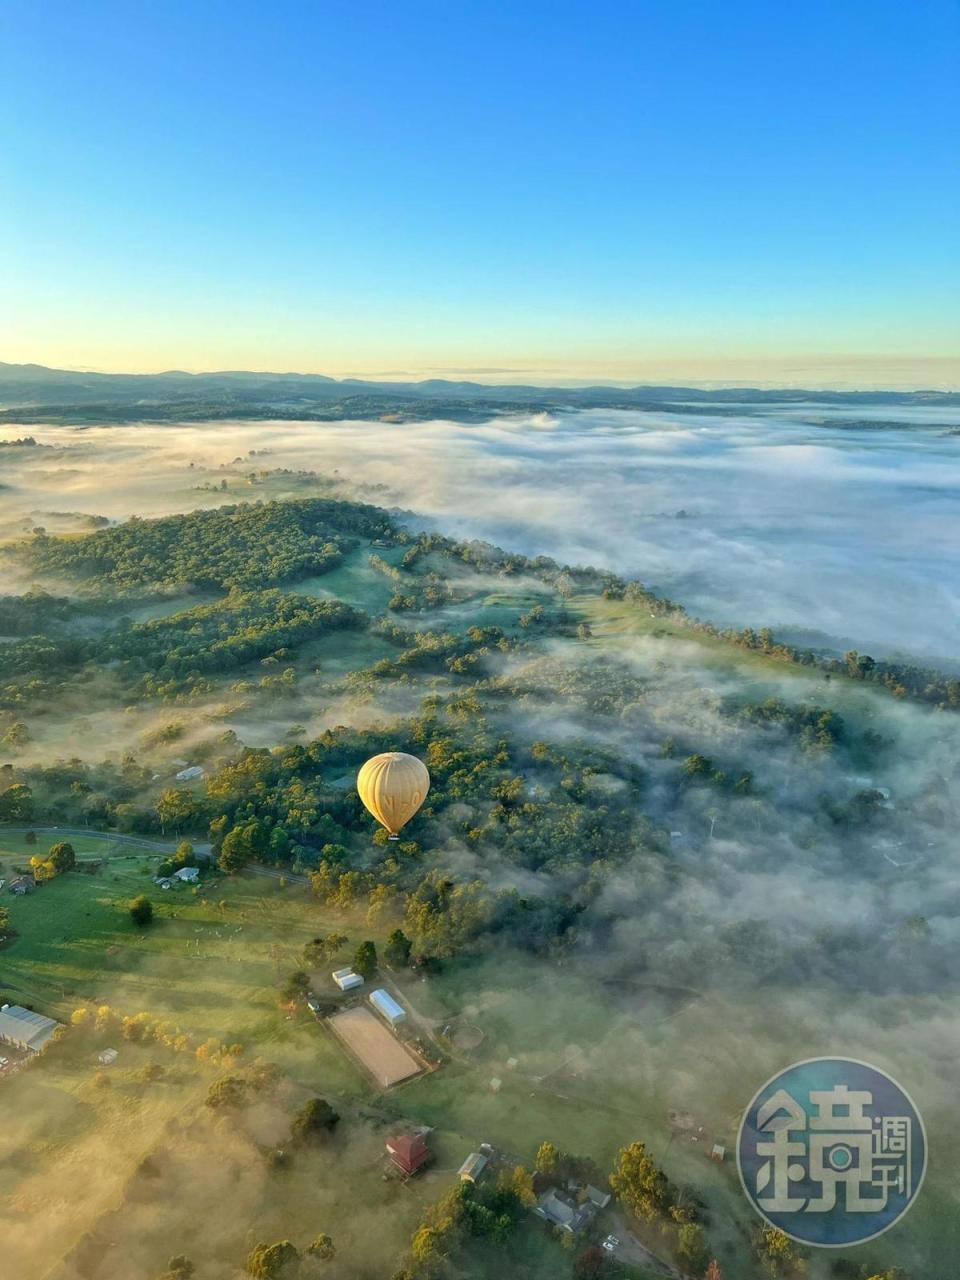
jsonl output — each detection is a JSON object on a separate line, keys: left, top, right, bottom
{"left": 328, "top": 1006, "right": 423, "bottom": 1089}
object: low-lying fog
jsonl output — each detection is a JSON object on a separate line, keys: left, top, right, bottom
{"left": 2, "top": 406, "right": 959, "bottom": 1275}
{"left": 1, "top": 403, "right": 958, "bottom": 659}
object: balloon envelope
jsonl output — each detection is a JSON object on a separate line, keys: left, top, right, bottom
{"left": 357, "top": 752, "right": 430, "bottom": 837}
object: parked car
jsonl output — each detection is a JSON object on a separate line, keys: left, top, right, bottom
{"left": 601, "top": 1235, "right": 619, "bottom": 1253}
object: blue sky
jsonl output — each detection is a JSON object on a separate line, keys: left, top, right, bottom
{"left": 1, "top": 1, "right": 957, "bottom": 384}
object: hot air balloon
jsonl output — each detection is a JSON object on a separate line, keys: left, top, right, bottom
{"left": 357, "top": 752, "right": 430, "bottom": 839}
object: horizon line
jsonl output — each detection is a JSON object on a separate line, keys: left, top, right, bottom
{"left": 3, "top": 356, "right": 960, "bottom": 395}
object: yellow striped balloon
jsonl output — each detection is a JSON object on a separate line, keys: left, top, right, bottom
{"left": 357, "top": 752, "right": 430, "bottom": 838}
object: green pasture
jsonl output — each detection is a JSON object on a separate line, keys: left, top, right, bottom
{"left": 296, "top": 541, "right": 407, "bottom": 613}
{"left": 573, "top": 591, "right": 925, "bottom": 728}
{"left": 0, "top": 848, "right": 592, "bottom": 1278}
{"left": 1, "top": 852, "right": 363, "bottom": 1094}
{"left": 1, "top": 836, "right": 951, "bottom": 1278}
{"left": 576, "top": 593, "right": 818, "bottom": 677}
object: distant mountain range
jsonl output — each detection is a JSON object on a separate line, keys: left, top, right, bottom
{"left": 0, "top": 361, "right": 957, "bottom": 425}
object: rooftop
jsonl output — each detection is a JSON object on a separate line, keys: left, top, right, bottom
{"left": 0, "top": 1005, "right": 62, "bottom": 1052}
{"left": 533, "top": 1186, "right": 604, "bottom": 1235}
{"left": 386, "top": 1133, "right": 430, "bottom": 1173}
{"left": 369, "top": 988, "right": 405, "bottom": 1021}
{"left": 458, "top": 1151, "right": 488, "bottom": 1181}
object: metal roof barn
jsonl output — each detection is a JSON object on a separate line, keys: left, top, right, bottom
{"left": 458, "top": 1151, "right": 488, "bottom": 1183}
{"left": 332, "top": 968, "right": 364, "bottom": 991}
{"left": 369, "top": 988, "right": 406, "bottom": 1025}
{"left": 0, "top": 1005, "right": 61, "bottom": 1053}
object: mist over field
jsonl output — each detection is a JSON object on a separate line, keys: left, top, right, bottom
{"left": 4, "top": 0, "right": 957, "bottom": 1273}
{"left": 1, "top": 406, "right": 958, "bottom": 1278}
{"left": 3, "top": 404, "right": 957, "bottom": 660}
{"left": 294, "top": 405, "right": 960, "bottom": 660}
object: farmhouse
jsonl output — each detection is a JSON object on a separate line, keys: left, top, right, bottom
{"left": 174, "top": 866, "right": 200, "bottom": 883}
{"left": 98, "top": 1048, "right": 119, "bottom": 1066}
{"left": 386, "top": 1132, "right": 430, "bottom": 1177}
{"left": 584, "top": 1184, "right": 612, "bottom": 1209}
{"left": 0, "top": 1004, "right": 62, "bottom": 1054}
{"left": 369, "top": 988, "right": 405, "bottom": 1026}
{"left": 533, "top": 1183, "right": 611, "bottom": 1235}
{"left": 534, "top": 1189, "right": 592, "bottom": 1234}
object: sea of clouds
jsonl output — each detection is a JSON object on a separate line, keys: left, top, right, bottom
{"left": 3, "top": 402, "right": 958, "bottom": 659}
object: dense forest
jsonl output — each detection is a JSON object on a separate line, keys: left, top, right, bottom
{"left": 0, "top": 486, "right": 950, "bottom": 1280}
{"left": 23, "top": 498, "right": 399, "bottom": 592}
{"left": 1, "top": 495, "right": 954, "bottom": 998}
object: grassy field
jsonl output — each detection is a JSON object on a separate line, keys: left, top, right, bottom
{"left": 2, "top": 831, "right": 952, "bottom": 1279}
{"left": 299, "top": 542, "right": 558, "bottom": 639}
{"left": 573, "top": 592, "right": 928, "bottom": 739}
{"left": 0, "top": 1013, "right": 458, "bottom": 1280}
{"left": 387, "top": 952, "right": 957, "bottom": 1280}
{"left": 0, "top": 847, "right": 492, "bottom": 1278}
{"left": 297, "top": 542, "right": 408, "bottom": 614}
{"left": 1, "top": 841, "right": 355, "bottom": 1085}
{"left": 0, "top": 844, "right": 631, "bottom": 1279}
{"left": 575, "top": 593, "right": 828, "bottom": 681}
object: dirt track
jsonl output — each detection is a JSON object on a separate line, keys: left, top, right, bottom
{"left": 328, "top": 1005, "right": 422, "bottom": 1088}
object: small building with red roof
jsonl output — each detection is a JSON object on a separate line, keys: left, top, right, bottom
{"left": 386, "top": 1131, "right": 430, "bottom": 1177}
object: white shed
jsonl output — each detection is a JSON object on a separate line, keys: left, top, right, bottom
{"left": 332, "top": 968, "right": 364, "bottom": 992}
{"left": 0, "top": 1005, "right": 61, "bottom": 1053}
{"left": 458, "top": 1151, "right": 488, "bottom": 1183}
{"left": 369, "top": 988, "right": 405, "bottom": 1026}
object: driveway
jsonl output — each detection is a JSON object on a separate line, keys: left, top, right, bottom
{"left": 606, "top": 1209, "right": 692, "bottom": 1278}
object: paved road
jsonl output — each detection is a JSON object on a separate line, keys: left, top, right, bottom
{"left": 1, "top": 824, "right": 187, "bottom": 853}
{"left": 2, "top": 829, "right": 179, "bottom": 849}
{"left": 247, "top": 862, "right": 309, "bottom": 885}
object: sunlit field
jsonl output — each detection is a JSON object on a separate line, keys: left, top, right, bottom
{"left": 0, "top": 411, "right": 957, "bottom": 1279}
